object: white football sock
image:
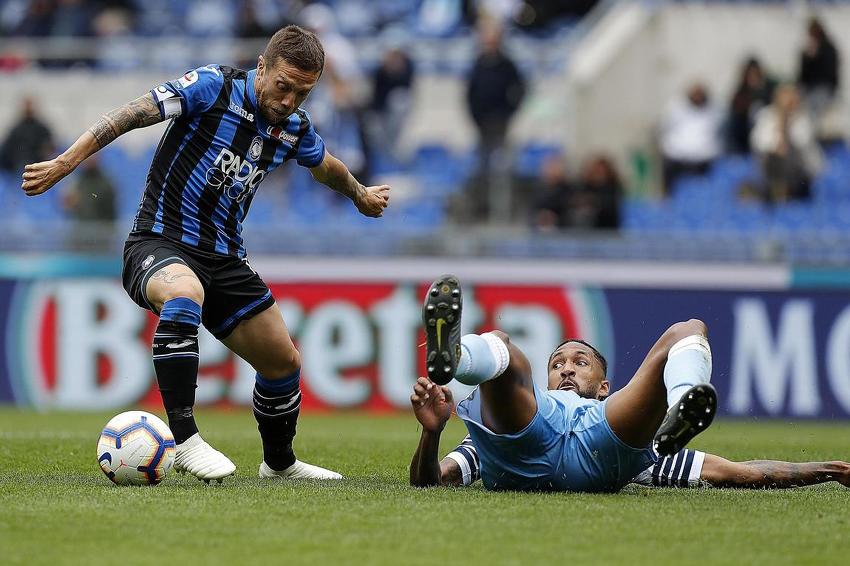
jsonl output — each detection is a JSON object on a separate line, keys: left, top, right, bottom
{"left": 664, "top": 335, "right": 712, "bottom": 408}
{"left": 454, "top": 333, "right": 510, "bottom": 386}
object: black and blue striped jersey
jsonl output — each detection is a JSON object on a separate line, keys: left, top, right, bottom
{"left": 132, "top": 64, "right": 325, "bottom": 257}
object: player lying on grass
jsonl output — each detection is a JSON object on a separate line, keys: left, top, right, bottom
{"left": 22, "top": 25, "right": 389, "bottom": 482}
{"left": 409, "top": 275, "right": 717, "bottom": 492}
{"left": 413, "top": 386, "right": 850, "bottom": 490}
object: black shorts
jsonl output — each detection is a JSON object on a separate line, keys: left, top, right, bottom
{"left": 122, "top": 232, "right": 276, "bottom": 340}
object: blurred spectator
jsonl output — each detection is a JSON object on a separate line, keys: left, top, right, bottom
{"left": 13, "top": 0, "right": 97, "bottom": 67}
{"left": 798, "top": 18, "right": 839, "bottom": 125}
{"left": 10, "top": 0, "right": 53, "bottom": 36}
{"left": 750, "top": 84, "right": 822, "bottom": 203}
{"left": 0, "top": 96, "right": 54, "bottom": 175}
{"left": 62, "top": 156, "right": 117, "bottom": 244}
{"left": 514, "top": 0, "right": 596, "bottom": 34}
{"left": 728, "top": 57, "right": 776, "bottom": 154}
{"left": 566, "top": 155, "right": 622, "bottom": 230}
{"left": 185, "top": 0, "right": 235, "bottom": 37}
{"left": 301, "top": 3, "right": 369, "bottom": 183}
{"left": 237, "top": 0, "right": 270, "bottom": 38}
{"left": 659, "top": 82, "right": 723, "bottom": 195}
{"left": 368, "top": 46, "right": 414, "bottom": 161}
{"left": 463, "top": 20, "right": 526, "bottom": 222}
{"left": 300, "top": 3, "right": 363, "bottom": 84}
{"left": 529, "top": 153, "right": 622, "bottom": 231}
{"left": 418, "top": 0, "right": 476, "bottom": 36}
{"left": 476, "top": 0, "right": 520, "bottom": 27}
{"left": 530, "top": 154, "right": 572, "bottom": 231}
{"left": 93, "top": 6, "right": 139, "bottom": 70}
{"left": 235, "top": 0, "right": 295, "bottom": 68}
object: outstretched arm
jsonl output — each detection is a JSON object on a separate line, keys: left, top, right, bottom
{"left": 309, "top": 150, "right": 390, "bottom": 217}
{"left": 410, "top": 429, "right": 445, "bottom": 488}
{"left": 701, "top": 454, "right": 850, "bottom": 489}
{"left": 22, "top": 93, "right": 163, "bottom": 196}
{"left": 409, "top": 377, "right": 461, "bottom": 487}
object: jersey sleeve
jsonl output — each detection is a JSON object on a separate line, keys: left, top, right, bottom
{"left": 444, "top": 435, "right": 480, "bottom": 486}
{"left": 150, "top": 64, "right": 225, "bottom": 120}
{"left": 294, "top": 109, "right": 326, "bottom": 168}
{"left": 630, "top": 449, "right": 707, "bottom": 488}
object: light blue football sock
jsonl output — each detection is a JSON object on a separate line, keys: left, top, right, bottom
{"left": 663, "top": 335, "right": 712, "bottom": 408}
{"left": 454, "top": 333, "right": 510, "bottom": 386}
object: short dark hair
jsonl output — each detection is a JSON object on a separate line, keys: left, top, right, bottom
{"left": 549, "top": 339, "right": 608, "bottom": 377}
{"left": 264, "top": 25, "right": 325, "bottom": 74}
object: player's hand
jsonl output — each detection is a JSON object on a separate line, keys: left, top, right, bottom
{"left": 410, "top": 376, "right": 454, "bottom": 433}
{"left": 21, "top": 157, "right": 74, "bottom": 196}
{"left": 354, "top": 184, "right": 390, "bottom": 217}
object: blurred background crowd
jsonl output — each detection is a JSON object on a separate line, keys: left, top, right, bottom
{"left": 1, "top": 0, "right": 848, "bottom": 264}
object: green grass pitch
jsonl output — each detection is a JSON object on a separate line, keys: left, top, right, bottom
{"left": 1, "top": 409, "right": 848, "bottom": 565}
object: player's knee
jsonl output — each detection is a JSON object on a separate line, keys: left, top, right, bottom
{"left": 257, "top": 348, "right": 301, "bottom": 380}
{"left": 489, "top": 330, "right": 510, "bottom": 345}
{"left": 151, "top": 283, "right": 204, "bottom": 313}
{"left": 687, "top": 318, "right": 708, "bottom": 337}
{"left": 665, "top": 318, "right": 708, "bottom": 342}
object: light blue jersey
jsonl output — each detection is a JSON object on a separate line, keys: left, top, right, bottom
{"left": 456, "top": 384, "right": 657, "bottom": 492}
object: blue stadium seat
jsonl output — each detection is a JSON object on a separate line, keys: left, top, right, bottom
{"left": 622, "top": 200, "right": 676, "bottom": 233}
{"left": 413, "top": 144, "right": 466, "bottom": 195}
{"left": 771, "top": 202, "right": 815, "bottom": 233}
{"left": 514, "top": 143, "right": 564, "bottom": 179}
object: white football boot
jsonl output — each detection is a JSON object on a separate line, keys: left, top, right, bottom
{"left": 174, "top": 433, "right": 236, "bottom": 483}
{"left": 258, "top": 460, "right": 343, "bottom": 480}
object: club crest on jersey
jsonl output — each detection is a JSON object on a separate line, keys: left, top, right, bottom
{"left": 249, "top": 136, "right": 263, "bottom": 161}
{"left": 266, "top": 126, "right": 299, "bottom": 145}
{"left": 142, "top": 255, "right": 155, "bottom": 269}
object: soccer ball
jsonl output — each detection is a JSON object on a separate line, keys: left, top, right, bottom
{"left": 96, "top": 411, "right": 176, "bottom": 486}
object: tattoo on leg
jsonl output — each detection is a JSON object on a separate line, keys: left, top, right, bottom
{"left": 151, "top": 269, "right": 196, "bottom": 285}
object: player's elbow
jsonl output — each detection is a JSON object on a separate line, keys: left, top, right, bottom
{"left": 489, "top": 330, "right": 511, "bottom": 345}
{"left": 309, "top": 163, "right": 328, "bottom": 184}
{"left": 309, "top": 150, "right": 337, "bottom": 182}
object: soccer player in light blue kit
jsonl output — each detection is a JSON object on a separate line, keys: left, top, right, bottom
{"left": 411, "top": 275, "right": 716, "bottom": 492}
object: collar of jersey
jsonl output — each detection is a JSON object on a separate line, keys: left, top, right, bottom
{"left": 246, "top": 69, "right": 259, "bottom": 111}
{"left": 245, "top": 68, "right": 273, "bottom": 131}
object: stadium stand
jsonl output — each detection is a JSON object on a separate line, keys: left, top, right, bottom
{"left": 3, "top": 0, "right": 850, "bottom": 265}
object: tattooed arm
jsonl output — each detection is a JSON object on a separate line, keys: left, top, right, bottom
{"left": 700, "top": 454, "right": 850, "bottom": 489}
{"left": 22, "top": 93, "right": 163, "bottom": 196}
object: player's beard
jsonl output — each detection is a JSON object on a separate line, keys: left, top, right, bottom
{"left": 264, "top": 106, "right": 291, "bottom": 125}
{"left": 256, "top": 91, "right": 290, "bottom": 125}
{"left": 575, "top": 381, "right": 603, "bottom": 400}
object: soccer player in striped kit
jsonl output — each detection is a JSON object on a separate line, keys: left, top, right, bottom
{"left": 22, "top": 25, "right": 389, "bottom": 482}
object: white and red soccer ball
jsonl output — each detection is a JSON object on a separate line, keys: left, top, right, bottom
{"left": 97, "top": 411, "right": 176, "bottom": 486}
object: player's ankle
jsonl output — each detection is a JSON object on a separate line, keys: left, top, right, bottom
{"left": 166, "top": 406, "right": 198, "bottom": 444}
{"left": 454, "top": 332, "right": 510, "bottom": 386}
{"left": 263, "top": 447, "right": 296, "bottom": 472}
